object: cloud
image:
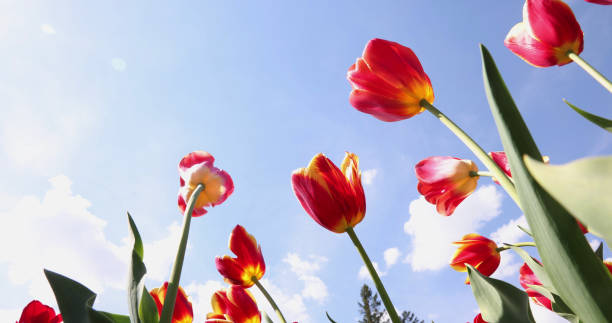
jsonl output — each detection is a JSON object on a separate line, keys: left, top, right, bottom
{"left": 252, "top": 278, "right": 310, "bottom": 323}
{"left": 490, "top": 215, "right": 528, "bottom": 245}
{"left": 0, "top": 176, "right": 182, "bottom": 305}
{"left": 362, "top": 169, "right": 378, "bottom": 186}
{"left": 184, "top": 280, "right": 225, "bottom": 321}
{"left": 403, "top": 185, "right": 503, "bottom": 271}
{"left": 283, "top": 253, "right": 328, "bottom": 303}
{"left": 40, "top": 24, "right": 56, "bottom": 34}
{"left": 110, "top": 58, "right": 127, "bottom": 71}
{"left": 530, "top": 301, "right": 567, "bottom": 323}
{"left": 0, "top": 308, "right": 21, "bottom": 322}
{"left": 383, "top": 247, "right": 401, "bottom": 268}
{"left": 143, "top": 222, "right": 185, "bottom": 282}
{"left": 491, "top": 253, "right": 522, "bottom": 279}
{"left": 358, "top": 262, "right": 385, "bottom": 280}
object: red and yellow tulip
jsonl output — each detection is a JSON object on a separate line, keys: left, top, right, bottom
{"left": 150, "top": 282, "right": 194, "bottom": 323}
{"left": 473, "top": 313, "right": 488, "bottom": 323}
{"left": 347, "top": 38, "right": 434, "bottom": 122}
{"left": 415, "top": 156, "right": 479, "bottom": 216}
{"left": 216, "top": 225, "right": 266, "bottom": 288}
{"left": 450, "top": 234, "right": 501, "bottom": 284}
{"left": 519, "top": 261, "right": 553, "bottom": 310}
{"left": 504, "top": 0, "right": 583, "bottom": 67}
{"left": 206, "top": 286, "right": 261, "bottom": 323}
{"left": 292, "top": 152, "right": 365, "bottom": 233}
{"left": 178, "top": 151, "right": 234, "bottom": 217}
{"left": 17, "top": 300, "right": 62, "bottom": 323}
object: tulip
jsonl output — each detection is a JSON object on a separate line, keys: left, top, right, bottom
{"left": 347, "top": 38, "right": 434, "bottom": 122}
{"left": 17, "top": 300, "right": 62, "bottom": 323}
{"left": 150, "top": 282, "right": 194, "bottom": 323}
{"left": 473, "top": 313, "right": 488, "bottom": 323}
{"left": 585, "top": 0, "right": 612, "bottom": 4}
{"left": 216, "top": 225, "right": 266, "bottom": 288}
{"left": 178, "top": 151, "right": 234, "bottom": 217}
{"left": 519, "top": 262, "right": 553, "bottom": 310}
{"left": 605, "top": 260, "right": 612, "bottom": 273}
{"left": 292, "top": 152, "right": 365, "bottom": 233}
{"left": 504, "top": 0, "right": 583, "bottom": 67}
{"left": 206, "top": 286, "right": 261, "bottom": 323}
{"left": 415, "top": 156, "right": 479, "bottom": 216}
{"left": 450, "top": 234, "right": 501, "bottom": 284}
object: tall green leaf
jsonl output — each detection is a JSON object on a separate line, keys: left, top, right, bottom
{"left": 128, "top": 213, "right": 160, "bottom": 323}
{"left": 480, "top": 44, "right": 612, "bottom": 322}
{"left": 466, "top": 265, "right": 534, "bottom": 323}
{"left": 524, "top": 156, "right": 612, "bottom": 246}
{"left": 44, "top": 269, "right": 129, "bottom": 323}
{"left": 564, "top": 99, "right": 612, "bottom": 133}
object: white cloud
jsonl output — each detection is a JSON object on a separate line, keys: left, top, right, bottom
{"left": 530, "top": 300, "right": 566, "bottom": 323}
{"left": 491, "top": 253, "right": 522, "bottom": 279}
{"left": 184, "top": 280, "right": 225, "bottom": 321}
{"left": 358, "top": 262, "right": 385, "bottom": 280}
{"left": 362, "top": 169, "right": 378, "bottom": 186}
{"left": 143, "top": 222, "right": 185, "bottom": 282}
{"left": 111, "top": 58, "right": 127, "bottom": 71}
{"left": 403, "top": 185, "right": 503, "bottom": 271}
{"left": 383, "top": 247, "right": 401, "bottom": 268}
{"left": 491, "top": 215, "right": 528, "bottom": 245}
{"left": 40, "top": 24, "right": 56, "bottom": 34}
{"left": 252, "top": 278, "right": 310, "bottom": 323}
{"left": 0, "top": 308, "right": 21, "bottom": 322}
{"left": 283, "top": 253, "right": 328, "bottom": 303}
{"left": 0, "top": 176, "right": 183, "bottom": 305}
{"left": 589, "top": 239, "right": 602, "bottom": 251}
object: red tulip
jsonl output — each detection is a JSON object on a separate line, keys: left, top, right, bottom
{"left": 416, "top": 156, "right": 479, "bottom": 216}
{"left": 347, "top": 38, "right": 434, "bottom": 122}
{"left": 504, "top": 0, "right": 583, "bottom": 67}
{"left": 450, "top": 234, "right": 501, "bottom": 284}
{"left": 292, "top": 152, "right": 366, "bottom": 233}
{"left": 216, "top": 225, "right": 266, "bottom": 288}
{"left": 604, "top": 260, "right": 612, "bottom": 273}
{"left": 519, "top": 262, "right": 553, "bottom": 310}
{"left": 206, "top": 286, "right": 261, "bottom": 323}
{"left": 150, "top": 282, "right": 194, "bottom": 323}
{"left": 473, "top": 313, "right": 488, "bottom": 323}
{"left": 17, "top": 301, "right": 62, "bottom": 323}
{"left": 585, "top": 0, "right": 612, "bottom": 4}
{"left": 178, "top": 151, "right": 234, "bottom": 217}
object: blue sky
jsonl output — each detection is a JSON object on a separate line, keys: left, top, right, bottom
{"left": 0, "top": 1, "right": 611, "bottom": 322}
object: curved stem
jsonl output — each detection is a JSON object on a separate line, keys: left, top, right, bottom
{"left": 496, "top": 241, "right": 537, "bottom": 252}
{"left": 568, "top": 52, "right": 612, "bottom": 94}
{"left": 346, "top": 227, "right": 400, "bottom": 323}
{"left": 420, "top": 100, "right": 521, "bottom": 208}
{"left": 159, "top": 184, "right": 204, "bottom": 323}
{"left": 253, "top": 277, "right": 287, "bottom": 323}
{"left": 474, "top": 171, "right": 494, "bottom": 178}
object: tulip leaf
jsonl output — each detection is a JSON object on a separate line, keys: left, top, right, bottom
{"left": 325, "top": 312, "right": 338, "bottom": 323}
{"left": 128, "top": 213, "right": 160, "bottom": 323}
{"left": 480, "top": 44, "right": 612, "bottom": 322}
{"left": 508, "top": 246, "right": 555, "bottom": 293}
{"left": 517, "top": 225, "right": 533, "bottom": 237}
{"left": 44, "top": 269, "right": 129, "bottom": 323}
{"left": 263, "top": 312, "right": 274, "bottom": 323}
{"left": 595, "top": 242, "right": 604, "bottom": 260}
{"left": 524, "top": 156, "right": 612, "bottom": 247}
{"left": 564, "top": 99, "right": 612, "bottom": 133}
{"left": 466, "top": 265, "right": 534, "bottom": 323}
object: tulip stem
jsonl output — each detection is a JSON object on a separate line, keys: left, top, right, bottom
{"left": 496, "top": 241, "right": 537, "bottom": 252}
{"left": 420, "top": 100, "right": 521, "bottom": 208}
{"left": 346, "top": 227, "right": 400, "bottom": 323}
{"left": 568, "top": 52, "right": 612, "bottom": 94}
{"left": 252, "top": 277, "right": 288, "bottom": 323}
{"left": 472, "top": 171, "right": 493, "bottom": 178}
{"left": 159, "top": 184, "right": 204, "bottom": 323}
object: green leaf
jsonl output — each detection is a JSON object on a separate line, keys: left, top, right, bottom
{"left": 44, "top": 269, "right": 129, "bottom": 323}
{"left": 508, "top": 246, "right": 555, "bottom": 293}
{"left": 480, "top": 44, "right": 612, "bottom": 322}
{"left": 128, "top": 213, "right": 160, "bottom": 323}
{"left": 564, "top": 99, "right": 612, "bottom": 133}
{"left": 325, "top": 312, "right": 338, "bottom": 323}
{"left": 466, "top": 265, "right": 534, "bottom": 323}
{"left": 524, "top": 156, "right": 612, "bottom": 247}
{"left": 595, "top": 242, "right": 604, "bottom": 260}
{"left": 517, "top": 225, "right": 533, "bottom": 237}
{"left": 263, "top": 312, "right": 274, "bottom": 323}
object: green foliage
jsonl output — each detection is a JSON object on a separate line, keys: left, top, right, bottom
{"left": 359, "top": 284, "right": 387, "bottom": 323}
{"left": 480, "top": 44, "right": 612, "bottom": 322}
{"left": 564, "top": 99, "right": 612, "bottom": 133}
{"left": 466, "top": 265, "right": 534, "bottom": 323}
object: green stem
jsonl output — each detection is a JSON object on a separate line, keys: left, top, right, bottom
{"left": 568, "top": 52, "right": 612, "bottom": 94}
{"left": 159, "top": 184, "right": 204, "bottom": 323}
{"left": 496, "top": 241, "right": 537, "bottom": 252}
{"left": 420, "top": 100, "right": 521, "bottom": 208}
{"left": 253, "top": 277, "right": 287, "bottom": 323}
{"left": 346, "top": 227, "right": 400, "bottom": 323}
{"left": 473, "top": 171, "right": 494, "bottom": 178}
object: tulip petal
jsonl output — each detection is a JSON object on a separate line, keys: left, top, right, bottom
{"left": 504, "top": 22, "right": 560, "bottom": 67}
{"left": 524, "top": 0, "right": 582, "bottom": 48}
